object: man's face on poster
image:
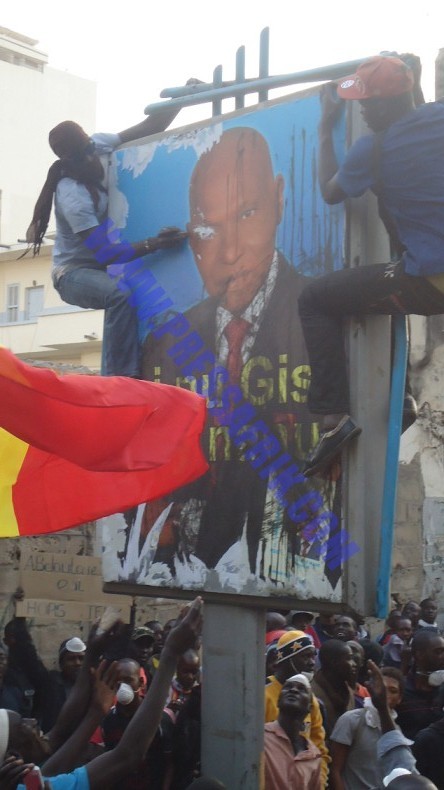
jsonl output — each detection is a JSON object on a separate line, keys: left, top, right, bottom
{"left": 188, "top": 128, "right": 284, "bottom": 315}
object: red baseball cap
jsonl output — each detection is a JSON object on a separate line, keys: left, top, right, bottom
{"left": 337, "top": 56, "right": 414, "bottom": 100}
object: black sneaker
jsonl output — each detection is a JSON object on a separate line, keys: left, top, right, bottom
{"left": 303, "top": 416, "right": 362, "bottom": 478}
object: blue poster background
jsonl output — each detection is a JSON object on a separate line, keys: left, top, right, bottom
{"left": 103, "top": 87, "right": 350, "bottom": 601}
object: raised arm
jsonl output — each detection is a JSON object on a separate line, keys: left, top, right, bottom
{"left": 366, "top": 659, "right": 395, "bottom": 734}
{"left": 118, "top": 105, "right": 179, "bottom": 144}
{"left": 78, "top": 225, "right": 188, "bottom": 267}
{"left": 86, "top": 598, "right": 203, "bottom": 790}
{"left": 118, "top": 78, "right": 201, "bottom": 143}
{"left": 318, "top": 83, "right": 348, "bottom": 205}
{"left": 46, "top": 620, "right": 125, "bottom": 750}
{"left": 42, "top": 660, "right": 118, "bottom": 776}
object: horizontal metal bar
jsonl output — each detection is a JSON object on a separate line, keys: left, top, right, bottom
{"left": 148, "top": 56, "right": 370, "bottom": 114}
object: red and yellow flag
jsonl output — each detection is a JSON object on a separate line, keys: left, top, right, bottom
{"left": 0, "top": 348, "right": 207, "bottom": 537}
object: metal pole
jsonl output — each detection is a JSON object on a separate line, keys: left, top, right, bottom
{"left": 235, "top": 46, "right": 246, "bottom": 110}
{"left": 212, "top": 65, "right": 223, "bottom": 117}
{"left": 376, "top": 315, "right": 408, "bottom": 617}
{"left": 258, "top": 27, "right": 269, "bottom": 103}
{"left": 201, "top": 603, "right": 265, "bottom": 788}
{"left": 147, "top": 56, "right": 371, "bottom": 114}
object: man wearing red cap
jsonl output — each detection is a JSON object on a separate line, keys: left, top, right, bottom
{"left": 299, "top": 55, "right": 444, "bottom": 477}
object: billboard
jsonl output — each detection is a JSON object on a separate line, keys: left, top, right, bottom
{"left": 102, "top": 86, "right": 351, "bottom": 603}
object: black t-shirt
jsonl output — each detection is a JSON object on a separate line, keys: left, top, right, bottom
{"left": 397, "top": 674, "right": 444, "bottom": 739}
{"left": 102, "top": 705, "right": 172, "bottom": 790}
{"left": 413, "top": 718, "right": 444, "bottom": 787}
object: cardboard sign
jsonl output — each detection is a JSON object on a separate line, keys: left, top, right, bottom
{"left": 19, "top": 551, "right": 131, "bottom": 618}
{"left": 16, "top": 598, "right": 130, "bottom": 623}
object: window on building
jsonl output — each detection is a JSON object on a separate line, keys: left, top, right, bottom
{"left": 25, "top": 285, "right": 44, "bottom": 321}
{"left": 6, "top": 283, "right": 19, "bottom": 322}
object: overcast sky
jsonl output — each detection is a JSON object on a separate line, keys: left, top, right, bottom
{"left": 3, "top": 0, "right": 444, "bottom": 129}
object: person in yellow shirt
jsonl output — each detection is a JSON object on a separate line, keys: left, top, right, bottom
{"left": 265, "top": 630, "right": 330, "bottom": 787}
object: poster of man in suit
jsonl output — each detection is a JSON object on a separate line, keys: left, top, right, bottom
{"left": 102, "top": 87, "right": 348, "bottom": 601}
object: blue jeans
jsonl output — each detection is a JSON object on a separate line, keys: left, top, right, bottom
{"left": 298, "top": 261, "right": 444, "bottom": 415}
{"left": 55, "top": 267, "right": 140, "bottom": 377}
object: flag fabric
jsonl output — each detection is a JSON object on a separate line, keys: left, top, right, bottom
{"left": 0, "top": 348, "right": 207, "bottom": 537}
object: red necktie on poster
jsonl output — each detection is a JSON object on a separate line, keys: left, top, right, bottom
{"left": 210, "top": 317, "right": 251, "bottom": 476}
{"left": 224, "top": 317, "right": 251, "bottom": 385}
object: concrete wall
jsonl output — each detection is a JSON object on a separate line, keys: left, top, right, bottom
{"left": 0, "top": 524, "right": 181, "bottom": 669}
{"left": 393, "top": 314, "right": 444, "bottom": 624}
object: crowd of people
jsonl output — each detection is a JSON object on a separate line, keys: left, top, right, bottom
{"left": 7, "top": 47, "right": 444, "bottom": 790}
{"left": 264, "top": 601, "right": 444, "bottom": 788}
{"left": 0, "top": 597, "right": 442, "bottom": 788}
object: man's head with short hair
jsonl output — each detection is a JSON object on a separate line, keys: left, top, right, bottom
{"left": 346, "top": 640, "right": 364, "bottom": 672}
{"left": 402, "top": 601, "right": 421, "bottom": 628}
{"left": 188, "top": 127, "right": 284, "bottom": 315}
{"left": 316, "top": 612, "right": 338, "bottom": 634}
{"left": 287, "top": 610, "right": 314, "bottom": 630}
{"left": 411, "top": 629, "right": 444, "bottom": 673}
{"left": 130, "top": 627, "right": 155, "bottom": 669}
{"left": 386, "top": 609, "right": 403, "bottom": 630}
{"left": 115, "top": 658, "right": 142, "bottom": 693}
{"left": 318, "top": 639, "right": 357, "bottom": 683}
{"left": 176, "top": 649, "right": 200, "bottom": 691}
{"left": 266, "top": 612, "right": 287, "bottom": 632}
{"left": 381, "top": 666, "right": 404, "bottom": 708}
{"left": 420, "top": 598, "right": 438, "bottom": 625}
{"left": 394, "top": 618, "right": 412, "bottom": 642}
{"left": 333, "top": 616, "right": 358, "bottom": 642}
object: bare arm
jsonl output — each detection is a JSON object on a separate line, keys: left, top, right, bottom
{"left": 78, "top": 226, "right": 188, "bottom": 266}
{"left": 318, "top": 83, "right": 348, "bottom": 205}
{"left": 42, "top": 660, "right": 118, "bottom": 776}
{"left": 118, "top": 106, "right": 180, "bottom": 144}
{"left": 367, "top": 660, "right": 396, "bottom": 734}
{"left": 86, "top": 598, "right": 203, "bottom": 790}
{"left": 329, "top": 741, "right": 349, "bottom": 790}
{"left": 46, "top": 621, "right": 124, "bottom": 751}
{"left": 118, "top": 78, "right": 202, "bottom": 143}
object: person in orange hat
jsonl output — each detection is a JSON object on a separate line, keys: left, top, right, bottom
{"left": 299, "top": 54, "right": 444, "bottom": 477}
{"left": 265, "top": 630, "right": 330, "bottom": 787}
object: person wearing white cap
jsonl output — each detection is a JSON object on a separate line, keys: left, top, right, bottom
{"left": 265, "top": 630, "right": 329, "bottom": 787}
{"left": 0, "top": 599, "right": 202, "bottom": 790}
{"left": 39, "top": 637, "right": 86, "bottom": 733}
{"left": 264, "top": 674, "right": 322, "bottom": 789}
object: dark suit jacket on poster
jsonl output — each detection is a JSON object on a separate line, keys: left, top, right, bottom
{"left": 141, "top": 255, "right": 334, "bottom": 578}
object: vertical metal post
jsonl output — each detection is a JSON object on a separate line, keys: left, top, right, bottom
{"left": 212, "top": 65, "right": 223, "bottom": 117}
{"left": 258, "top": 27, "right": 269, "bottom": 102}
{"left": 344, "top": 103, "right": 393, "bottom": 616}
{"left": 201, "top": 604, "right": 265, "bottom": 788}
{"left": 235, "top": 46, "right": 246, "bottom": 110}
{"left": 376, "top": 315, "right": 408, "bottom": 616}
